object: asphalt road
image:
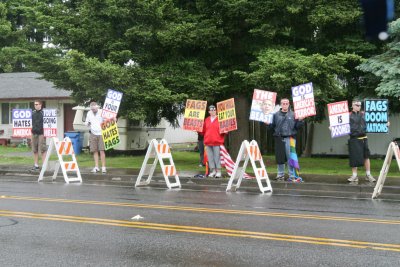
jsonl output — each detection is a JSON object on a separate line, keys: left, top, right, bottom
{"left": 1, "top": 177, "right": 400, "bottom": 266}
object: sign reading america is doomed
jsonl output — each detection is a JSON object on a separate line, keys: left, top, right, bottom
{"left": 101, "top": 89, "right": 123, "bottom": 119}
{"left": 327, "top": 101, "right": 350, "bottom": 138}
{"left": 183, "top": 99, "right": 207, "bottom": 132}
{"left": 365, "top": 99, "right": 388, "bottom": 133}
{"left": 291, "top": 82, "right": 316, "bottom": 119}
{"left": 43, "top": 108, "right": 57, "bottom": 137}
{"left": 101, "top": 119, "right": 120, "bottom": 150}
{"left": 12, "top": 109, "right": 32, "bottom": 137}
{"left": 249, "top": 89, "right": 277, "bottom": 123}
{"left": 217, "top": 98, "right": 237, "bottom": 133}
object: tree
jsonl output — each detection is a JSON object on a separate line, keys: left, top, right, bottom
{"left": 4, "top": 0, "right": 388, "bottom": 156}
{"left": 358, "top": 19, "right": 400, "bottom": 101}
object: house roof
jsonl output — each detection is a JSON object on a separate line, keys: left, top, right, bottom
{"left": 0, "top": 72, "right": 71, "bottom": 100}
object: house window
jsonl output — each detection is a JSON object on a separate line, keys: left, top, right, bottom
{"left": 1, "top": 102, "right": 30, "bottom": 125}
{"left": 1, "top": 103, "right": 9, "bottom": 124}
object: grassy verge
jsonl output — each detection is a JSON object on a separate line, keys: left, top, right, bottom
{"left": 0, "top": 146, "right": 398, "bottom": 176}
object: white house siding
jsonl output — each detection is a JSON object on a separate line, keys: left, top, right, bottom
{"left": 311, "top": 114, "right": 400, "bottom": 156}
{"left": 163, "top": 116, "right": 198, "bottom": 144}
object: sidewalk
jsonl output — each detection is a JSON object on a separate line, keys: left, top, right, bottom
{"left": 1, "top": 164, "right": 399, "bottom": 200}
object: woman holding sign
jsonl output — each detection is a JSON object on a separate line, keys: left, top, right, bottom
{"left": 202, "top": 105, "right": 225, "bottom": 178}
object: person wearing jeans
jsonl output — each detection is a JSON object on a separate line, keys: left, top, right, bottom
{"left": 266, "top": 98, "right": 304, "bottom": 182}
{"left": 202, "top": 105, "right": 225, "bottom": 178}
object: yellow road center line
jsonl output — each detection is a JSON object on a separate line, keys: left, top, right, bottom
{"left": 0, "top": 210, "right": 399, "bottom": 252}
{"left": 2, "top": 195, "right": 400, "bottom": 225}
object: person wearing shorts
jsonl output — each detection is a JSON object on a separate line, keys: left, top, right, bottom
{"left": 31, "top": 100, "right": 47, "bottom": 171}
{"left": 85, "top": 101, "right": 106, "bottom": 173}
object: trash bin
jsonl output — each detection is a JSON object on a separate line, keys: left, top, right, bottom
{"left": 64, "top": 131, "right": 83, "bottom": 155}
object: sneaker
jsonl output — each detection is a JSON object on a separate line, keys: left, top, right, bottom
{"left": 31, "top": 166, "right": 40, "bottom": 171}
{"left": 274, "top": 174, "right": 285, "bottom": 181}
{"left": 102, "top": 167, "right": 107, "bottom": 174}
{"left": 365, "top": 174, "right": 376, "bottom": 183}
{"left": 215, "top": 171, "right": 222, "bottom": 178}
{"left": 292, "top": 177, "right": 303, "bottom": 183}
{"left": 347, "top": 176, "right": 358, "bottom": 182}
{"left": 91, "top": 167, "right": 100, "bottom": 173}
{"left": 208, "top": 171, "right": 216, "bottom": 178}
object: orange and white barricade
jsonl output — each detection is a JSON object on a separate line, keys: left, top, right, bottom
{"left": 372, "top": 141, "right": 400, "bottom": 199}
{"left": 226, "top": 140, "right": 272, "bottom": 193}
{"left": 135, "top": 139, "right": 181, "bottom": 189}
{"left": 38, "top": 137, "right": 82, "bottom": 184}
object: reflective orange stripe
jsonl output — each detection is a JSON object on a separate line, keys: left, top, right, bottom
{"left": 58, "top": 141, "right": 74, "bottom": 155}
{"left": 157, "top": 143, "right": 170, "bottom": 154}
{"left": 257, "top": 168, "right": 266, "bottom": 177}
{"left": 249, "top": 146, "right": 261, "bottom": 160}
{"left": 64, "top": 162, "right": 76, "bottom": 170}
{"left": 164, "top": 165, "right": 175, "bottom": 176}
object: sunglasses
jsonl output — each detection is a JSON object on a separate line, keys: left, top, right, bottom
{"left": 209, "top": 109, "right": 216, "bottom": 111}
{"left": 354, "top": 104, "right": 361, "bottom": 107}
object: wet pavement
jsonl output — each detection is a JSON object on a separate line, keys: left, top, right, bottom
{"left": 0, "top": 164, "right": 399, "bottom": 200}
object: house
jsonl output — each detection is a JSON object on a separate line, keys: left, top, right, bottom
{"left": 0, "top": 72, "right": 75, "bottom": 143}
{"left": 311, "top": 113, "right": 400, "bottom": 156}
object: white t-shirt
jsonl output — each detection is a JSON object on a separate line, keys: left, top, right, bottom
{"left": 85, "top": 110, "right": 103, "bottom": 136}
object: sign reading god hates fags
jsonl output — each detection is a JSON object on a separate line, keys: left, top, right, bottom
{"left": 183, "top": 99, "right": 207, "bottom": 132}
{"left": 43, "top": 108, "right": 57, "bottom": 137}
{"left": 217, "top": 98, "right": 237, "bottom": 133}
{"left": 12, "top": 109, "right": 32, "bottom": 137}
{"left": 365, "top": 99, "right": 388, "bottom": 133}
{"left": 101, "top": 119, "right": 120, "bottom": 150}
{"left": 101, "top": 89, "right": 123, "bottom": 119}
{"left": 327, "top": 101, "right": 350, "bottom": 138}
{"left": 291, "top": 82, "right": 316, "bottom": 119}
{"left": 249, "top": 89, "right": 277, "bottom": 123}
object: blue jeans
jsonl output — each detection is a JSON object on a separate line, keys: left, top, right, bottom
{"left": 277, "top": 137, "right": 295, "bottom": 177}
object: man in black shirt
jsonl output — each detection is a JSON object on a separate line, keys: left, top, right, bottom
{"left": 31, "top": 100, "right": 47, "bottom": 171}
{"left": 266, "top": 98, "right": 304, "bottom": 182}
{"left": 347, "top": 99, "right": 376, "bottom": 183}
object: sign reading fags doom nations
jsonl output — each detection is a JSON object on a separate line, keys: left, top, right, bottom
{"left": 183, "top": 99, "right": 207, "bottom": 132}
{"left": 101, "top": 119, "right": 120, "bottom": 150}
{"left": 12, "top": 109, "right": 32, "bottom": 137}
{"left": 43, "top": 108, "right": 57, "bottom": 137}
{"left": 365, "top": 99, "right": 388, "bottom": 133}
{"left": 327, "top": 101, "right": 350, "bottom": 138}
{"left": 217, "top": 98, "right": 237, "bottom": 133}
{"left": 249, "top": 89, "right": 277, "bottom": 123}
{"left": 101, "top": 89, "right": 123, "bottom": 119}
{"left": 291, "top": 82, "right": 316, "bottom": 119}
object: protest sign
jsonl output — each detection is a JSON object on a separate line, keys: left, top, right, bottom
{"left": 43, "top": 108, "right": 57, "bottom": 137}
{"left": 101, "top": 119, "right": 120, "bottom": 150}
{"left": 365, "top": 99, "right": 388, "bottom": 133}
{"left": 101, "top": 89, "right": 123, "bottom": 119}
{"left": 249, "top": 89, "right": 277, "bottom": 123}
{"left": 327, "top": 101, "right": 350, "bottom": 138}
{"left": 12, "top": 109, "right": 32, "bottom": 137}
{"left": 183, "top": 99, "right": 207, "bottom": 132}
{"left": 292, "top": 82, "right": 316, "bottom": 119}
{"left": 217, "top": 98, "right": 237, "bottom": 133}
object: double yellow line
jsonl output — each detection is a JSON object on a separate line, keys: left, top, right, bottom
{"left": 2, "top": 195, "right": 400, "bottom": 225}
{"left": 1, "top": 209, "right": 400, "bottom": 252}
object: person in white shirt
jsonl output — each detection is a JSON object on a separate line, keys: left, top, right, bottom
{"left": 85, "top": 101, "right": 106, "bottom": 173}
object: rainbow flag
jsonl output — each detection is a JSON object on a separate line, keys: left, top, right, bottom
{"left": 288, "top": 137, "right": 301, "bottom": 178}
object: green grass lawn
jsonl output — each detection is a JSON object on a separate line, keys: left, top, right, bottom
{"left": 0, "top": 145, "right": 398, "bottom": 176}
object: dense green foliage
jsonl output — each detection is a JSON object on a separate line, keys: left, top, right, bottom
{"left": 1, "top": 0, "right": 397, "bottom": 129}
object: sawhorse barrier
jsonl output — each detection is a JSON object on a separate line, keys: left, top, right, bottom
{"left": 226, "top": 140, "right": 272, "bottom": 193}
{"left": 135, "top": 139, "right": 181, "bottom": 189}
{"left": 372, "top": 141, "right": 400, "bottom": 199}
{"left": 38, "top": 137, "right": 82, "bottom": 184}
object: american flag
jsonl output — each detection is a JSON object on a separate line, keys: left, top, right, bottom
{"left": 220, "top": 145, "right": 254, "bottom": 179}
